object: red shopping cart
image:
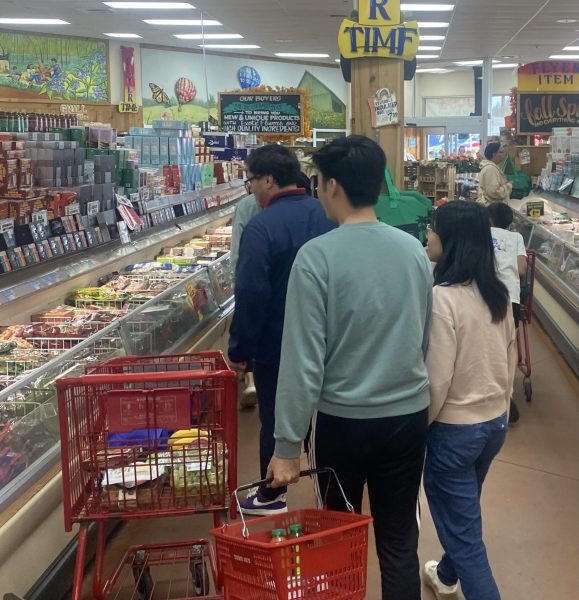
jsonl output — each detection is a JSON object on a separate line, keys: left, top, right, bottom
{"left": 212, "top": 469, "right": 373, "bottom": 600}
{"left": 56, "top": 351, "right": 237, "bottom": 600}
{"left": 517, "top": 250, "right": 536, "bottom": 402}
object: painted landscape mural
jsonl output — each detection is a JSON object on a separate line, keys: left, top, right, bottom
{"left": 0, "top": 32, "right": 109, "bottom": 103}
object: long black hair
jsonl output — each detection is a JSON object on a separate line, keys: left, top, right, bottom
{"left": 431, "top": 202, "right": 509, "bottom": 323}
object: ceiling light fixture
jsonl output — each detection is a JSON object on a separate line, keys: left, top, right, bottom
{"left": 563, "top": 46, "right": 579, "bottom": 50}
{"left": 275, "top": 53, "right": 330, "bottom": 58}
{"left": 401, "top": 3, "right": 454, "bottom": 10}
{"left": 493, "top": 63, "right": 519, "bottom": 69}
{"left": 174, "top": 33, "right": 242, "bottom": 39}
{"left": 335, "top": 59, "right": 341, "bottom": 63}
{"left": 104, "top": 2, "right": 195, "bottom": 8}
{"left": 417, "top": 54, "right": 440, "bottom": 59}
{"left": 550, "top": 54, "right": 579, "bottom": 59}
{"left": 199, "top": 44, "right": 260, "bottom": 49}
{"left": 417, "top": 22, "right": 449, "bottom": 28}
{"left": 104, "top": 33, "right": 142, "bottom": 38}
{"left": 144, "top": 19, "right": 221, "bottom": 25}
{"left": 453, "top": 59, "right": 501, "bottom": 66}
{"left": 556, "top": 18, "right": 578, "bottom": 24}
{"left": 0, "top": 18, "right": 69, "bottom": 25}
{"left": 420, "top": 35, "right": 445, "bottom": 40}
{"left": 418, "top": 45, "right": 442, "bottom": 50}
{"left": 416, "top": 68, "right": 453, "bottom": 73}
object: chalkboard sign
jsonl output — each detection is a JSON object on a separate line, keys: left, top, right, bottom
{"left": 219, "top": 93, "right": 303, "bottom": 134}
{"left": 518, "top": 92, "right": 579, "bottom": 134}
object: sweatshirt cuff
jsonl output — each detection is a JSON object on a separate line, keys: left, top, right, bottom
{"left": 274, "top": 439, "right": 302, "bottom": 459}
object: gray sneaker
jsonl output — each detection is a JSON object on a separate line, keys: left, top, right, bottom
{"left": 424, "top": 561, "right": 459, "bottom": 599}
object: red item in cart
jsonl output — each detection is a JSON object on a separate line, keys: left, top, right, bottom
{"left": 171, "top": 165, "right": 181, "bottom": 189}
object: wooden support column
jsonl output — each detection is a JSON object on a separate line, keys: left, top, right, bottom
{"left": 351, "top": 57, "right": 405, "bottom": 189}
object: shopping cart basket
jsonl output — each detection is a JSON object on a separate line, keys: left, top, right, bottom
{"left": 517, "top": 249, "right": 536, "bottom": 402}
{"left": 56, "top": 352, "right": 237, "bottom": 600}
{"left": 104, "top": 539, "right": 223, "bottom": 600}
{"left": 212, "top": 468, "right": 373, "bottom": 600}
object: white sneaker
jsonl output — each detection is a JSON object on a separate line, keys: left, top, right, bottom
{"left": 240, "top": 373, "right": 257, "bottom": 408}
{"left": 424, "top": 561, "right": 459, "bottom": 599}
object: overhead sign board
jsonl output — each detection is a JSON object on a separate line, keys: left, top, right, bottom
{"left": 338, "top": 0, "right": 419, "bottom": 61}
{"left": 518, "top": 92, "right": 579, "bottom": 134}
{"left": 518, "top": 61, "right": 579, "bottom": 93}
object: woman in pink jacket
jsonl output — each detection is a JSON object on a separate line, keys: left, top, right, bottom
{"left": 423, "top": 202, "right": 516, "bottom": 600}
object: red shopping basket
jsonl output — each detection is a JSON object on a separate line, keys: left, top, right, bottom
{"left": 211, "top": 469, "right": 373, "bottom": 600}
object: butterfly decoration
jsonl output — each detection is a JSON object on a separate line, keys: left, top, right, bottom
{"left": 149, "top": 82, "right": 170, "bottom": 106}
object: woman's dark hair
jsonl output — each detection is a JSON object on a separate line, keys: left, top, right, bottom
{"left": 484, "top": 142, "right": 501, "bottom": 160}
{"left": 311, "top": 135, "right": 386, "bottom": 207}
{"left": 487, "top": 202, "right": 514, "bottom": 229}
{"left": 246, "top": 144, "right": 301, "bottom": 187}
{"left": 432, "top": 202, "right": 509, "bottom": 323}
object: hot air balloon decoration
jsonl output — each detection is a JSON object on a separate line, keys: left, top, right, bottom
{"left": 175, "top": 77, "right": 197, "bottom": 112}
{"left": 238, "top": 66, "right": 261, "bottom": 90}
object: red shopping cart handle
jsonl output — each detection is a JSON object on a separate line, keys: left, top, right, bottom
{"left": 56, "top": 369, "right": 237, "bottom": 386}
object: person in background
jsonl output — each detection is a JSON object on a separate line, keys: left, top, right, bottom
{"left": 423, "top": 202, "right": 516, "bottom": 600}
{"left": 230, "top": 190, "right": 261, "bottom": 409}
{"left": 228, "top": 144, "right": 335, "bottom": 515}
{"left": 478, "top": 142, "right": 512, "bottom": 205}
{"left": 488, "top": 202, "right": 528, "bottom": 425}
{"left": 50, "top": 58, "right": 62, "bottom": 79}
{"left": 267, "top": 135, "right": 433, "bottom": 599}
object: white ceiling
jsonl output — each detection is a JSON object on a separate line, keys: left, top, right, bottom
{"left": 0, "top": 0, "right": 578, "bottom": 70}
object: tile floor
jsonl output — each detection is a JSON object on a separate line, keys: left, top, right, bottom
{"left": 80, "top": 321, "right": 579, "bottom": 599}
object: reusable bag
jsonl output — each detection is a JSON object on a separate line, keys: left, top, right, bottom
{"left": 374, "top": 166, "right": 432, "bottom": 244}
{"left": 501, "top": 156, "right": 532, "bottom": 200}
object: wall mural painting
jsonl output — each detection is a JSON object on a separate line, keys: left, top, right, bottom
{"left": 141, "top": 48, "right": 347, "bottom": 131}
{"left": 0, "top": 31, "right": 109, "bottom": 103}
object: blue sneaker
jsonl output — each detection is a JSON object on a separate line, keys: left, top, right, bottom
{"left": 239, "top": 489, "right": 288, "bottom": 515}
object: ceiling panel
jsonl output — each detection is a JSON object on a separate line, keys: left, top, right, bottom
{"left": 0, "top": 0, "right": 577, "bottom": 69}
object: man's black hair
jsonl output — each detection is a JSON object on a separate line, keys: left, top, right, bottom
{"left": 311, "top": 135, "right": 386, "bottom": 207}
{"left": 484, "top": 142, "right": 502, "bottom": 160}
{"left": 246, "top": 144, "right": 301, "bottom": 188}
{"left": 296, "top": 172, "right": 312, "bottom": 195}
{"left": 487, "top": 202, "right": 514, "bottom": 229}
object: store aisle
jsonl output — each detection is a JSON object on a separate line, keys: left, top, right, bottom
{"left": 79, "top": 321, "right": 579, "bottom": 600}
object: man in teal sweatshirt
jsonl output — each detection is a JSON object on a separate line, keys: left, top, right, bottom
{"left": 267, "top": 135, "right": 433, "bottom": 600}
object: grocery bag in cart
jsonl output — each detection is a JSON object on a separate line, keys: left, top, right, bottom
{"left": 212, "top": 468, "right": 373, "bottom": 600}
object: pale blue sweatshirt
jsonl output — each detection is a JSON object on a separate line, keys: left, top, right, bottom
{"left": 274, "top": 221, "right": 433, "bottom": 459}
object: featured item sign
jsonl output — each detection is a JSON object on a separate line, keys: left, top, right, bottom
{"left": 368, "top": 88, "right": 399, "bottom": 127}
{"left": 218, "top": 93, "right": 303, "bottom": 134}
{"left": 338, "top": 0, "right": 419, "bottom": 61}
{"left": 118, "top": 46, "right": 139, "bottom": 113}
{"left": 518, "top": 61, "right": 579, "bottom": 93}
{"left": 518, "top": 92, "right": 579, "bottom": 134}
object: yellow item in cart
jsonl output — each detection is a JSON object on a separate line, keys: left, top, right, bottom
{"left": 169, "top": 428, "right": 209, "bottom": 446}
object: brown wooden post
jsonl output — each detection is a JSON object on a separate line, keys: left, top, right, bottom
{"left": 351, "top": 57, "right": 405, "bottom": 188}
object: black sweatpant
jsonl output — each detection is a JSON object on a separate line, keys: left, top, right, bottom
{"left": 252, "top": 360, "right": 286, "bottom": 499}
{"left": 309, "top": 409, "right": 428, "bottom": 600}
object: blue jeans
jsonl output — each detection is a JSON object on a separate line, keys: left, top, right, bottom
{"left": 424, "top": 414, "right": 507, "bottom": 600}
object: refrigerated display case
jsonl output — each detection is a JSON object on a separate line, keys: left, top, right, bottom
{"left": 511, "top": 191, "right": 579, "bottom": 376}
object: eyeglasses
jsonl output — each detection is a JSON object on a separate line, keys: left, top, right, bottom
{"left": 244, "top": 175, "right": 261, "bottom": 193}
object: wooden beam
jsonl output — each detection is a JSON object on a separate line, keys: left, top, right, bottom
{"left": 351, "top": 57, "right": 405, "bottom": 189}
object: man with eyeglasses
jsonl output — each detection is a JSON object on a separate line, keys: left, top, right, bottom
{"left": 228, "top": 144, "right": 335, "bottom": 515}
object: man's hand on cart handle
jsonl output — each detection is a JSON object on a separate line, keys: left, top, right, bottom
{"left": 267, "top": 456, "right": 301, "bottom": 488}
{"left": 228, "top": 361, "right": 247, "bottom": 380}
